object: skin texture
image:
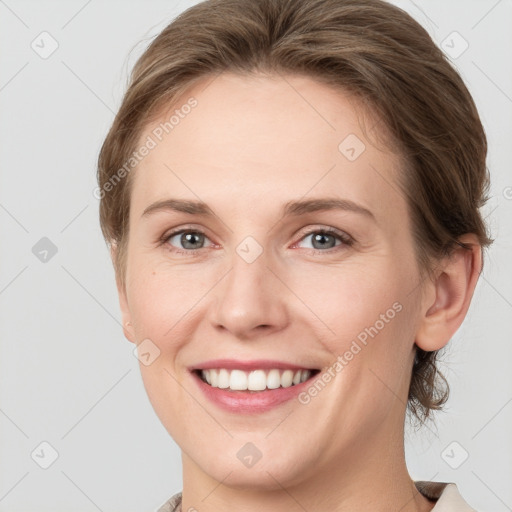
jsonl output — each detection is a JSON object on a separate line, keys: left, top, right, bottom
{"left": 114, "top": 72, "right": 482, "bottom": 511}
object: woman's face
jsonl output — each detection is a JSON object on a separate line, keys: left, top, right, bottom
{"left": 119, "top": 72, "right": 427, "bottom": 489}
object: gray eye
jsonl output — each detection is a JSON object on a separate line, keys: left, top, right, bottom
{"left": 169, "top": 231, "right": 207, "bottom": 250}
{"left": 299, "top": 231, "right": 341, "bottom": 250}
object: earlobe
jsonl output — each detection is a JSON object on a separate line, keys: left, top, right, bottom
{"left": 111, "top": 243, "right": 136, "bottom": 344}
{"left": 415, "top": 235, "right": 482, "bottom": 352}
{"left": 119, "top": 286, "right": 136, "bottom": 344}
{"left": 123, "top": 320, "right": 136, "bottom": 343}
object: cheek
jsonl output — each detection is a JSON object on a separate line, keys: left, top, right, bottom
{"left": 290, "top": 260, "right": 406, "bottom": 336}
{"left": 126, "top": 236, "right": 419, "bottom": 359}
{"left": 125, "top": 264, "right": 204, "bottom": 437}
{"left": 287, "top": 256, "right": 419, "bottom": 392}
{"left": 126, "top": 254, "right": 209, "bottom": 341}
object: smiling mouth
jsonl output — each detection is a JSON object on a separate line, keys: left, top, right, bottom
{"left": 194, "top": 368, "right": 321, "bottom": 392}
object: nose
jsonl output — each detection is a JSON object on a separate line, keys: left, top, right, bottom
{"left": 208, "top": 247, "right": 289, "bottom": 340}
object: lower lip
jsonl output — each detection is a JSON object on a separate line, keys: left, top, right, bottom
{"left": 191, "top": 371, "right": 316, "bottom": 414}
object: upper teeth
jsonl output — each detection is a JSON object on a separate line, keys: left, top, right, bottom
{"left": 200, "top": 368, "right": 312, "bottom": 391}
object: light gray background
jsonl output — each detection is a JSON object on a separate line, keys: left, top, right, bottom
{"left": 0, "top": 1, "right": 511, "bottom": 511}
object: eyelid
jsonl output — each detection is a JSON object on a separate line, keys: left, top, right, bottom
{"left": 159, "top": 223, "right": 209, "bottom": 240}
{"left": 294, "top": 225, "right": 353, "bottom": 242}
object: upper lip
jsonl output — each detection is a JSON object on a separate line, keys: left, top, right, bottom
{"left": 189, "top": 359, "right": 318, "bottom": 371}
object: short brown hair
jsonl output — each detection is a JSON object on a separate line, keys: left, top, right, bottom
{"left": 97, "top": 0, "right": 492, "bottom": 425}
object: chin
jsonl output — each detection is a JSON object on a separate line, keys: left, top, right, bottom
{"left": 196, "top": 448, "right": 314, "bottom": 491}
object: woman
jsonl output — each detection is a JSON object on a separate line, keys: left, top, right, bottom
{"left": 96, "top": 0, "right": 492, "bottom": 510}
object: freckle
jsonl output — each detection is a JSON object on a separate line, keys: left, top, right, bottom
{"left": 152, "top": 271, "right": 156, "bottom": 276}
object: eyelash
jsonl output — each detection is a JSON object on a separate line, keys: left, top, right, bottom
{"left": 158, "top": 226, "right": 354, "bottom": 256}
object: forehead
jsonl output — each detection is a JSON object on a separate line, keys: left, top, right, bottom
{"left": 131, "top": 72, "right": 406, "bottom": 221}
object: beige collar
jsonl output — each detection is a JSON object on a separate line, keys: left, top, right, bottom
{"left": 415, "top": 481, "right": 477, "bottom": 511}
{"left": 157, "top": 481, "right": 477, "bottom": 512}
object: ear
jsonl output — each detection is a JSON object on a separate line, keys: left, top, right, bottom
{"left": 415, "top": 234, "right": 483, "bottom": 352}
{"left": 111, "top": 243, "right": 136, "bottom": 344}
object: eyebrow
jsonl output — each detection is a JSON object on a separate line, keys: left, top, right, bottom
{"left": 141, "top": 197, "right": 375, "bottom": 220}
